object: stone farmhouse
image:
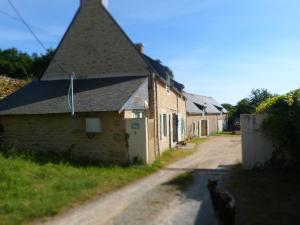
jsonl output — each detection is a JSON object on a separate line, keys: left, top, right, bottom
{"left": 0, "top": 0, "right": 186, "bottom": 164}
{"left": 184, "top": 92, "right": 228, "bottom": 138}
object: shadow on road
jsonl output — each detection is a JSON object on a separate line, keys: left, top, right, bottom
{"left": 162, "top": 165, "right": 236, "bottom": 225}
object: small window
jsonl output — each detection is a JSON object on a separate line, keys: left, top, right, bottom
{"left": 167, "top": 74, "right": 171, "bottom": 87}
{"left": 166, "top": 73, "right": 171, "bottom": 92}
{"left": 85, "top": 118, "right": 102, "bottom": 133}
{"left": 133, "top": 112, "right": 143, "bottom": 119}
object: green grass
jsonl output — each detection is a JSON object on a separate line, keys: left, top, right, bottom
{"left": 229, "top": 165, "right": 300, "bottom": 225}
{"left": 0, "top": 149, "right": 194, "bottom": 225}
{"left": 188, "top": 137, "right": 207, "bottom": 144}
{"left": 212, "top": 131, "right": 240, "bottom": 136}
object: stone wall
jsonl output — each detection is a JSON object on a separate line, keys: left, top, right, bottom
{"left": 155, "top": 79, "right": 186, "bottom": 152}
{"left": 42, "top": 0, "right": 149, "bottom": 80}
{"left": 186, "top": 114, "right": 222, "bottom": 137}
{"left": 0, "top": 112, "right": 128, "bottom": 163}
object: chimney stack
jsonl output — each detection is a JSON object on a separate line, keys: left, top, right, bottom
{"left": 135, "top": 43, "right": 144, "bottom": 54}
{"left": 80, "top": 0, "right": 109, "bottom": 9}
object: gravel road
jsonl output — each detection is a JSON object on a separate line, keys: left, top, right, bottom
{"left": 37, "top": 136, "right": 241, "bottom": 225}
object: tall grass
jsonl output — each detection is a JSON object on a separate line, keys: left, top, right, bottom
{"left": 0, "top": 148, "right": 194, "bottom": 225}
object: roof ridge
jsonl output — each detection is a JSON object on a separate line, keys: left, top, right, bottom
{"left": 184, "top": 92, "right": 213, "bottom": 99}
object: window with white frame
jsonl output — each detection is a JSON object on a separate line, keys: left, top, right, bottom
{"left": 132, "top": 111, "right": 143, "bottom": 118}
{"left": 160, "top": 114, "right": 163, "bottom": 139}
{"left": 163, "top": 114, "right": 167, "bottom": 137}
{"left": 85, "top": 118, "right": 102, "bottom": 133}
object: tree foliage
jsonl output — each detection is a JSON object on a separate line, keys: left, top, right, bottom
{"left": 0, "top": 48, "right": 54, "bottom": 79}
{"left": 223, "top": 89, "right": 275, "bottom": 130}
{"left": 256, "top": 89, "right": 300, "bottom": 169}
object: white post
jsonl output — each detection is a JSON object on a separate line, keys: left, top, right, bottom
{"left": 71, "top": 72, "right": 76, "bottom": 116}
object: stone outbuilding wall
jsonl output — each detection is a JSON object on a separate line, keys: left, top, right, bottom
{"left": 0, "top": 112, "right": 129, "bottom": 164}
{"left": 186, "top": 114, "right": 227, "bottom": 137}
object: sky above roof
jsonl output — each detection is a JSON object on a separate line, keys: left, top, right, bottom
{"left": 0, "top": 0, "right": 300, "bottom": 104}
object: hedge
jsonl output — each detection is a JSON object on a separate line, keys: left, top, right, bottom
{"left": 256, "top": 89, "right": 300, "bottom": 168}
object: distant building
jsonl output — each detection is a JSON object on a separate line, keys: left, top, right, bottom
{"left": 184, "top": 92, "right": 228, "bottom": 137}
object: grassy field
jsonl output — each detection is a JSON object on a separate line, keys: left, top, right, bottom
{"left": 229, "top": 165, "right": 300, "bottom": 225}
{"left": 0, "top": 148, "right": 194, "bottom": 225}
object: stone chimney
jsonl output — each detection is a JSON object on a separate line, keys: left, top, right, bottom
{"left": 135, "top": 43, "right": 144, "bottom": 54}
{"left": 80, "top": 0, "right": 108, "bottom": 9}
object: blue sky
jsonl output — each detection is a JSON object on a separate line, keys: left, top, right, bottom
{"left": 0, "top": 0, "right": 300, "bottom": 104}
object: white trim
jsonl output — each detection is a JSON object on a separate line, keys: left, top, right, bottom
{"left": 169, "top": 113, "right": 173, "bottom": 146}
{"left": 166, "top": 113, "right": 169, "bottom": 138}
{"left": 118, "top": 78, "right": 148, "bottom": 114}
{"left": 160, "top": 114, "right": 163, "bottom": 140}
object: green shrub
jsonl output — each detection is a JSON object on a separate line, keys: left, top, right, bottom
{"left": 256, "top": 89, "right": 300, "bottom": 169}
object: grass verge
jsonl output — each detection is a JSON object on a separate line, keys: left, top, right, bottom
{"left": 212, "top": 131, "right": 240, "bottom": 137}
{"left": 229, "top": 165, "right": 300, "bottom": 225}
{"left": 188, "top": 137, "right": 207, "bottom": 144}
{"left": 0, "top": 148, "right": 194, "bottom": 225}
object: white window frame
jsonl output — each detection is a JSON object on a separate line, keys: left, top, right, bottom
{"left": 132, "top": 111, "right": 143, "bottom": 119}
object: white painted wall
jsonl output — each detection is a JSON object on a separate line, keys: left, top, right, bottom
{"left": 125, "top": 118, "right": 148, "bottom": 164}
{"left": 241, "top": 114, "right": 275, "bottom": 169}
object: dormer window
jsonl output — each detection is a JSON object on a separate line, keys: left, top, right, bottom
{"left": 166, "top": 73, "right": 171, "bottom": 92}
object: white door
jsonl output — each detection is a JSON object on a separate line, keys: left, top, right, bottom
{"left": 218, "top": 119, "right": 223, "bottom": 132}
{"left": 177, "top": 114, "right": 183, "bottom": 142}
{"left": 169, "top": 113, "right": 173, "bottom": 146}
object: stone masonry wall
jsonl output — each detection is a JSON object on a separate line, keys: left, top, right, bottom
{"left": 156, "top": 79, "right": 186, "bottom": 152}
{"left": 0, "top": 112, "right": 128, "bottom": 163}
{"left": 186, "top": 114, "right": 220, "bottom": 137}
{"left": 42, "top": 0, "right": 149, "bottom": 80}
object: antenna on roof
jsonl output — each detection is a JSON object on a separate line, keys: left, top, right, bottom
{"left": 68, "top": 72, "right": 76, "bottom": 117}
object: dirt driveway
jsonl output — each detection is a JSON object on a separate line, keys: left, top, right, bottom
{"left": 38, "top": 136, "right": 241, "bottom": 225}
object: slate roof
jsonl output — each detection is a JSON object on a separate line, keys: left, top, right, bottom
{"left": 184, "top": 92, "right": 227, "bottom": 115}
{"left": 143, "top": 54, "right": 185, "bottom": 92}
{"left": 0, "top": 76, "right": 147, "bottom": 115}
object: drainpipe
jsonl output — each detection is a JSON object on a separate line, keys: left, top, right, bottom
{"left": 154, "top": 73, "right": 160, "bottom": 156}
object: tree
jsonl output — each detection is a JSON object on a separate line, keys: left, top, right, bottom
{"left": 31, "top": 49, "right": 55, "bottom": 79}
{"left": 221, "top": 103, "right": 235, "bottom": 112}
{"left": 0, "top": 48, "right": 54, "bottom": 80}
{"left": 0, "top": 48, "right": 32, "bottom": 79}
{"left": 223, "top": 89, "right": 275, "bottom": 130}
{"left": 249, "top": 88, "right": 274, "bottom": 109}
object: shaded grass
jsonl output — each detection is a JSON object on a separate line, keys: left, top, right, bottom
{"left": 165, "top": 172, "right": 194, "bottom": 191}
{"left": 212, "top": 131, "right": 240, "bottom": 137}
{"left": 188, "top": 137, "right": 207, "bottom": 144}
{"left": 0, "top": 148, "right": 194, "bottom": 225}
{"left": 229, "top": 165, "right": 300, "bottom": 225}
{"left": 152, "top": 148, "right": 195, "bottom": 168}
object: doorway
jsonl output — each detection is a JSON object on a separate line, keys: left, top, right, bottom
{"left": 201, "top": 120, "right": 208, "bottom": 137}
